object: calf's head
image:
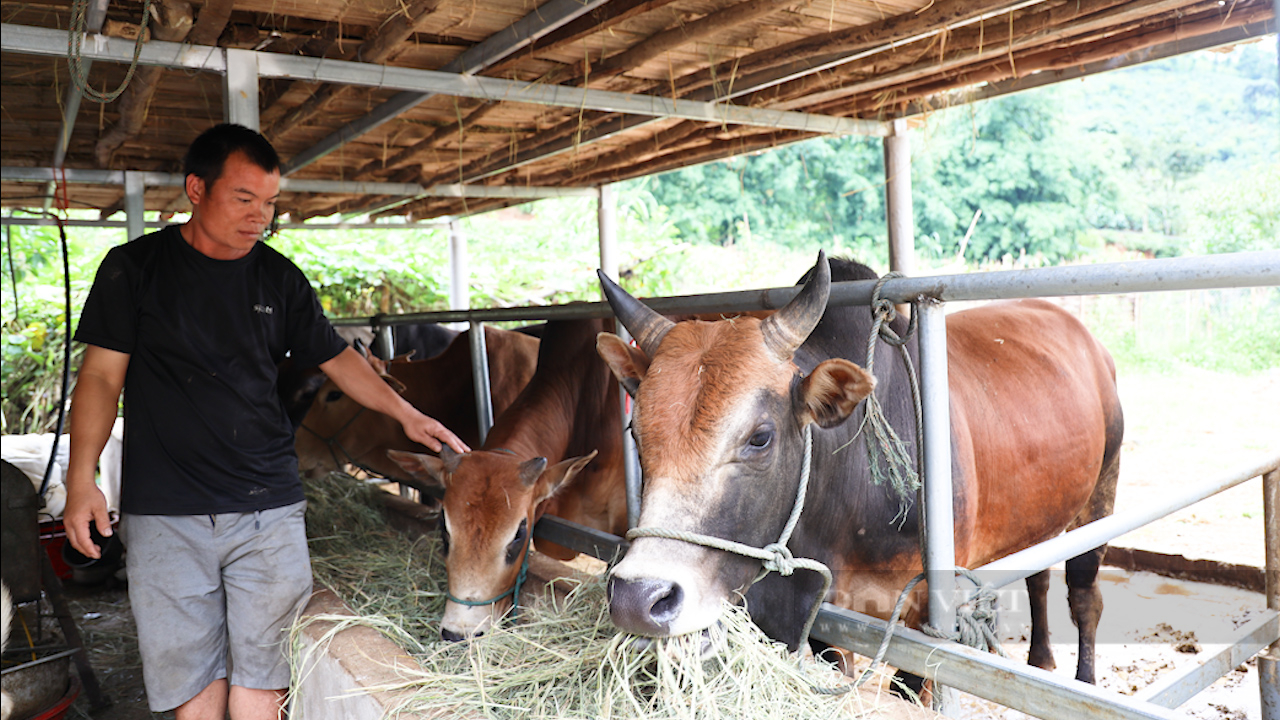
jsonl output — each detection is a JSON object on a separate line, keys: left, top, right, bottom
{"left": 388, "top": 447, "right": 596, "bottom": 640}
{"left": 595, "top": 252, "right": 875, "bottom": 640}
{"left": 294, "top": 363, "right": 406, "bottom": 479}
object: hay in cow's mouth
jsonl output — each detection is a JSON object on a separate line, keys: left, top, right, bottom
{"left": 292, "top": 471, "right": 900, "bottom": 718}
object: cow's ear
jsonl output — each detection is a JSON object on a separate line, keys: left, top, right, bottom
{"left": 531, "top": 450, "right": 598, "bottom": 503}
{"left": 386, "top": 448, "right": 451, "bottom": 490}
{"left": 597, "top": 333, "right": 649, "bottom": 397}
{"left": 379, "top": 373, "right": 407, "bottom": 395}
{"left": 799, "top": 358, "right": 876, "bottom": 428}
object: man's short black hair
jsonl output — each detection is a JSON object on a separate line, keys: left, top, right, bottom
{"left": 183, "top": 123, "right": 280, "bottom": 188}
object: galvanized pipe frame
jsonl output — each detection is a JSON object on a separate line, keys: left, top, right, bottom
{"left": 393, "top": 249, "right": 1278, "bottom": 719}
{"left": 328, "top": 250, "right": 1279, "bottom": 327}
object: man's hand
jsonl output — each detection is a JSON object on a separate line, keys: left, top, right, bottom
{"left": 320, "top": 346, "right": 471, "bottom": 455}
{"left": 64, "top": 483, "right": 112, "bottom": 560}
{"left": 399, "top": 409, "right": 470, "bottom": 455}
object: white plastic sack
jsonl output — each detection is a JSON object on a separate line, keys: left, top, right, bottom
{"left": 0, "top": 417, "right": 123, "bottom": 521}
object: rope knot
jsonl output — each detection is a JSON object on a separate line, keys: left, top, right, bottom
{"left": 760, "top": 543, "right": 796, "bottom": 576}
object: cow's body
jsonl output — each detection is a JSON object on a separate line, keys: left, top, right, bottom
{"left": 597, "top": 254, "right": 1121, "bottom": 684}
{"left": 277, "top": 322, "right": 461, "bottom": 429}
{"left": 295, "top": 325, "right": 540, "bottom": 480}
{"left": 390, "top": 318, "right": 627, "bottom": 640}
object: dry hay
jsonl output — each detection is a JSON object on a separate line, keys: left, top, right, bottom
{"left": 294, "top": 472, "right": 901, "bottom": 719}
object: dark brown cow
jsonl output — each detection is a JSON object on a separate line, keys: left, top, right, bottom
{"left": 295, "top": 325, "right": 540, "bottom": 480}
{"left": 596, "top": 253, "right": 1122, "bottom": 685}
{"left": 388, "top": 318, "right": 626, "bottom": 640}
{"left": 277, "top": 322, "right": 460, "bottom": 429}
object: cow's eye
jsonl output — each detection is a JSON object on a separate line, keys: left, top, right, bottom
{"left": 325, "top": 389, "right": 343, "bottom": 403}
{"left": 747, "top": 428, "right": 773, "bottom": 450}
{"left": 506, "top": 519, "right": 528, "bottom": 564}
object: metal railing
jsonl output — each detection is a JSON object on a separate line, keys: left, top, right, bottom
{"left": 341, "top": 249, "right": 1279, "bottom": 720}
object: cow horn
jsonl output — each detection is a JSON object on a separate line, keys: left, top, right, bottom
{"left": 597, "top": 270, "right": 674, "bottom": 357}
{"left": 760, "top": 250, "right": 830, "bottom": 360}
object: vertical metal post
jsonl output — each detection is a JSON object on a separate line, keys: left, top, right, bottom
{"left": 43, "top": 0, "right": 108, "bottom": 213}
{"left": 468, "top": 321, "right": 494, "bottom": 446}
{"left": 374, "top": 325, "right": 395, "bottom": 360}
{"left": 448, "top": 219, "right": 468, "bottom": 331}
{"left": 124, "top": 171, "right": 144, "bottom": 241}
{"left": 223, "top": 48, "right": 260, "bottom": 131}
{"left": 1262, "top": 468, "right": 1279, "bottom": 720}
{"left": 598, "top": 185, "right": 642, "bottom": 528}
{"left": 918, "top": 298, "right": 956, "bottom": 714}
{"left": 883, "top": 118, "right": 915, "bottom": 278}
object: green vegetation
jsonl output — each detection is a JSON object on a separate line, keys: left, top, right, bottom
{"left": 3, "top": 42, "right": 1276, "bottom": 434}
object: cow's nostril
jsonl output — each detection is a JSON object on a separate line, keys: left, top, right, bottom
{"left": 440, "top": 627, "right": 465, "bottom": 643}
{"left": 609, "top": 575, "right": 684, "bottom": 636}
{"left": 649, "top": 582, "right": 683, "bottom": 626}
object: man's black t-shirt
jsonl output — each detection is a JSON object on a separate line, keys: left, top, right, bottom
{"left": 75, "top": 225, "right": 347, "bottom": 515}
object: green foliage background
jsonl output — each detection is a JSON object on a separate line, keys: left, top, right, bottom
{"left": 3, "top": 42, "right": 1277, "bottom": 434}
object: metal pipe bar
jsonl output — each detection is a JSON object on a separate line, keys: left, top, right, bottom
{"left": 324, "top": 251, "right": 1279, "bottom": 327}
{"left": 978, "top": 455, "right": 1280, "bottom": 590}
{"left": 1263, "top": 467, "right": 1279, "bottom": 720}
{"left": 810, "top": 604, "right": 1178, "bottom": 720}
{"left": 918, "top": 300, "right": 956, "bottom": 638}
{"left": 533, "top": 515, "right": 628, "bottom": 565}
{"left": 224, "top": 48, "right": 260, "bottom": 130}
{"left": 4, "top": 166, "right": 595, "bottom": 199}
{"left": 1133, "top": 609, "right": 1279, "bottom": 709}
{"left": 0, "top": 217, "right": 457, "bottom": 231}
{"left": 884, "top": 118, "right": 915, "bottom": 278}
{"left": 123, "top": 171, "right": 144, "bottom": 242}
{"left": 2, "top": 24, "right": 883, "bottom": 138}
{"left": 42, "top": 0, "right": 108, "bottom": 213}
{"left": 468, "top": 321, "right": 494, "bottom": 445}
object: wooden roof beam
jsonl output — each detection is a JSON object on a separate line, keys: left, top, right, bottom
{"left": 349, "top": 0, "right": 785, "bottom": 181}
{"left": 92, "top": 0, "right": 199, "bottom": 167}
{"left": 281, "top": 0, "right": 615, "bottom": 175}
{"left": 264, "top": 0, "right": 444, "bottom": 142}
{"left": 846, "top": 14, "right": 1278, "bottom": 117}
{"left": 749, "top": 0, "right": 1243, "bottom": 112}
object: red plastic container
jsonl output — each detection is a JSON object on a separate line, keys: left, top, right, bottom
{"left": 38, "top": 520, "right": 73, "bottom": 580}
{"left": 30, "top": 674, "right": 81, "bottom": 720}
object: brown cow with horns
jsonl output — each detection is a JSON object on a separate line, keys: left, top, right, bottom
{"left": 596, "top": 252, "right": 1122, "bottom": 685}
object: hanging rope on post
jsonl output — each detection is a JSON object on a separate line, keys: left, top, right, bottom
{"left": 839, "top": 271, "right": 922, "bottom": 524}
{"left": 67, "top": 0, "right": 156, "bottom": 104}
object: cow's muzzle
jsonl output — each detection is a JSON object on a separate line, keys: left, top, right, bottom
{"left": 607, "top": 575, "right": 685, "bottom": 637}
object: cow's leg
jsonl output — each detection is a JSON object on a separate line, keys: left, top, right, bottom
{"left": 1025, "top": 569, "right": 1055, "bottom": 671}
{"left": 1066, "top": 546, "right": 1106, "bottom": 684}
{"left": 1066, "top": 398, "right": 1122, "bottom": 685}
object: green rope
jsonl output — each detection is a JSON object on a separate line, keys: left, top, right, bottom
{"left": 626, "top": 425, "right": 834, "bottom": 652}
{"left": 814, "top": 566, "right": 1005, "bottom": 695}
{"left": 68, "top": 0, "right": 155, "bottom": 103}
{"left": 842, "top": 272, "right": 922, "bottom": 525}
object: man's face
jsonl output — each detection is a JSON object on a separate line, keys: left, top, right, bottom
{"left": 184, "top": 151, "right": 280, "bottom": 260}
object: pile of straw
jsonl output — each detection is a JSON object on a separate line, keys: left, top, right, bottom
{"left": 295, "top": 472, "right": 895, "bottom": 719}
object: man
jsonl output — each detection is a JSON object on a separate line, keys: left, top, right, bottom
{"left": 62, "top": 123, "right": 468, "bottom": 720}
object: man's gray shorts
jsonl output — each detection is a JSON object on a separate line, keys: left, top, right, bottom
{"left": 121, "top": 501, "right": 312, "bottom": 712}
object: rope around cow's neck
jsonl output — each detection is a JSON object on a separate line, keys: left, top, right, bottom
{"left": 626, "top": 424, "right": 835, "bottom": 654}
{"left": 446, "top": 538, "right": 532, "bottom": 619}
{"left": 299, "top": 407, "right": 381, "bottom": 477}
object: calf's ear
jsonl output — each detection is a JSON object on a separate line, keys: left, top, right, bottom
{"left": 596, "top": 333, "right": 648, "bottom": 397}
{"left": 799, "top": 359, "right": 876, "bottom": 428}
{"left": 531, "top": 449, "right": 599, "bottom": 504}
{"left": 386, "top": 448, "right": 455, "bottom": 490}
